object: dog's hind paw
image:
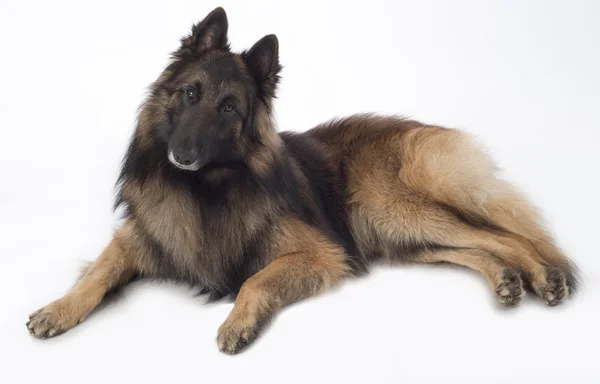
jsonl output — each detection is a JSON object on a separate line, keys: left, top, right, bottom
{"left": 534, "top": 266, "right": 569, "bottom": 306}
{"left": 495, "top": 268, "right": 525, "bottom": 307}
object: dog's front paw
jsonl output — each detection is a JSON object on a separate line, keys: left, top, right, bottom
{"left": 27, "top": 298, "right": 84, "bottom": 339}
{"left": 217, "top": 311, "right": 266, "bottom": 355}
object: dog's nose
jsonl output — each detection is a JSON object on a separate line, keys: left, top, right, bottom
{"left": 173, "top": 149, "right": 198, "bottom": 166}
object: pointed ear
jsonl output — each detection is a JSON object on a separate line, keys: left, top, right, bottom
{"left": 180, "top": 7, "right": 229, "bottom": 54}
{"left": 243, "top": 35, "right": 281, "bottom": 100}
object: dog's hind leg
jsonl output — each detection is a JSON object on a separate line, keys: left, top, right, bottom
{"left": 413, "top": 248, "right": 525, "bottom": 307}
{"left": 27, "top": 222, "right": 138, "bottom": 338}
{"left": 351, "top": 187, "right": 556, "bottom": 305}
{"left": 397, "top": 127, "right": 578, "bottom": 304}
{"left": 474, "top": 186, "right": 579, "bottom": 295}
{"left": 429, "top": 227, "right": 564, "bottom": 306}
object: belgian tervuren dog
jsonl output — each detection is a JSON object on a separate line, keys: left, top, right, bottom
{"left": 27, "top": 7, "right": 579, "bottom": 354}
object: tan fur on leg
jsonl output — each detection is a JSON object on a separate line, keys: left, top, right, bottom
{"left": 398, "top": 127, "right": 577, "bottom": 299}
{"left": 217, "top": 216, "right": 351, "bottom": 354}
{"left": 27, "top": 226, "right": 136, "bottom": 338}
{"left": 414, "top": 248, "right": 525, "bottom": 306}
{"left": 341, "top": 122, "right": 575, "bottom": 306}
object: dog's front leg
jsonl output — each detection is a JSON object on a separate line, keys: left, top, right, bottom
{"left": 217, "top": 216, "right": 351, "bottom": 354}
{"left": 27, "top": 223, "right": 137, "bottom": 338}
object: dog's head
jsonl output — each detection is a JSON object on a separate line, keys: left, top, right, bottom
{"left": 137, "top": 7, "right": 281, "bottom": 174}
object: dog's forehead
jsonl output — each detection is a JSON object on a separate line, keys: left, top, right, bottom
{"left": 172, "top": 53, "right": 249, "bottom": 91}
{"left": 178, "top": 53, "right": 245, "bottom": 86}
{"left": 202, "top": 54, "right": 245, "bottom": 81}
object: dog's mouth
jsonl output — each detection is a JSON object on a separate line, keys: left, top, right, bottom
{"left": 168, "top": 149, "right": 247, "bottom": 175}
{"left": 168, "top": 151, "right": 201, "bottom": 171}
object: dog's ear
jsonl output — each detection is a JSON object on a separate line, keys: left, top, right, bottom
{"left": 243, "top": 35, "right": 281, "bottom": 101}
{"left": 180, "top": 7, "right": 229, "bottom": 54}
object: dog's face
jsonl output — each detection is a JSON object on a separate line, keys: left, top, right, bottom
{"left": 144, "top": 7, "right": 280, "bottom": 172}
{"left": 165, "top": 51, "right": 253, "bottom": 171}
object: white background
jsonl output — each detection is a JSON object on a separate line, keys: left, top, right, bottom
{"left": 1, "top": 0, "right": 599, "bottom": 383}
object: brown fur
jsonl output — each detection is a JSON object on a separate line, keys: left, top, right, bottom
{"left": 28, "top": 114, "right": 577, "bottom": 348}
{"left": 412, "top": 248, "right": 525, "bottom": 306}
{"left": 27, "top": 8, "right": 578, "bottom": 354}
{"left": 27, "top": 224, "right": 135, "bottom": 338}
{"left": 311, "top": 115, "right": 577, "bottom": 305}
{"left": 218, "top": 216, "right": 350, "bottom": 353}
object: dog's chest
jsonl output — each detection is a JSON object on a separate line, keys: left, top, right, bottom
{"left": 134, "top": 184, "right": 204, "bottom": 266}
{"left": 124, "top": 180, "right": 271, "bottom": 284}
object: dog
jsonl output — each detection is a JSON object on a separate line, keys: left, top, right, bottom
{"left": 27, "top": 7, "right": 579, "bottom": 354}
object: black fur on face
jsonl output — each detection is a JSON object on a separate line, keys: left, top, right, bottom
{"left": 128, "top": 7, "right": 282, "bottom": 175}
{"left": 162, "top": 51, "right": 255, "bottom": 172}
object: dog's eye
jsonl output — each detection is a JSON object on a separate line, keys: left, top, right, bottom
{"left": 186, "top": 88, "right": 196, "bottom": 99}
{"left": 223, "top": 104, "right": 235, "bottom": 113}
